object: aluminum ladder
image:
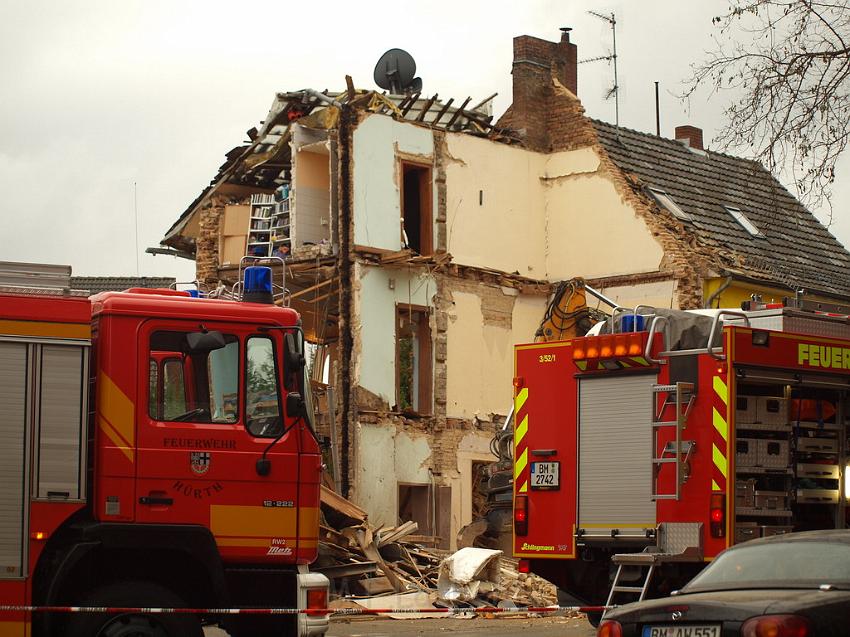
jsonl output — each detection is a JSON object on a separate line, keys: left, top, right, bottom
{"left": 604, "top": 523, "right": 703, "bottom": 617}
{"left": 651, "top": 382, "right": 695, "bottom": 500}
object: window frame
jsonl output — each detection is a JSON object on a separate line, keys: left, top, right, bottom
{"left": 146, "top": 329, "right": 240, "bottom": 425}
{"left": 647, "top": 187, "right": 692, "bottom": 221}
{"left": 723, "top": 205, "right": 765, "bottom": 237}
{"left": 395, "top": 304, "right": 433, "bottom": 415}
{"left": 244, "top": 334, "right": 285, "bottom": 439}
{"left": 399, "top": 160, "right": 433, "bottom": 255}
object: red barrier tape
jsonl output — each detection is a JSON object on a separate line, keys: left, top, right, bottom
{"left": 0, "top": 605, "right": 611, "bottom": 616}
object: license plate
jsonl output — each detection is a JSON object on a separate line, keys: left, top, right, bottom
{"left": 530, "top": 462, "right": 559, "bottom": 489}
{"left": 642, "top": 626, "right": 720, "bottom": 637}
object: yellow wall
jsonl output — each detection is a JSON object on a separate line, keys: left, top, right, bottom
{"left": 703, "top": 278, "right": 841, "bottom": 309}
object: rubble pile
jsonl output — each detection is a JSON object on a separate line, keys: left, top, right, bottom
{"left": 315, "top": 486, "right": 557, "bottom": 611}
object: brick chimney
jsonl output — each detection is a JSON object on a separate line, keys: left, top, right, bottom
{"left": 675, "top": 125, "right": 704, "bottom": 150}
{"left": 510, "top": 30, "right": 578, "bottom": 150}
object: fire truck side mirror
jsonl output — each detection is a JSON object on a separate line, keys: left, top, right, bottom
{"left": 186, "top": 330, "right": 226, "bottom": 353}
{"left": 286, "top": 392, "right": 307, "bottom": 419}
{"left": 285, "top": 332, "right": 306, "bottom": 370}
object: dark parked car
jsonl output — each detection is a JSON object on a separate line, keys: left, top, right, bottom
{"left": 598, "top": 530, "right": 850, "bottom": 637}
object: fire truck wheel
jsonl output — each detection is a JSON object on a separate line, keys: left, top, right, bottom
{"left": 65, "top": 581, "right": 203, "bottom": 637}
{"left": 585, "top": 611, "right": 602, "bottom": 628}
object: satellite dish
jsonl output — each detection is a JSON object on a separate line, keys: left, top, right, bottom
{"left": 374, "top": 48, "right": 422, "bottom": 95}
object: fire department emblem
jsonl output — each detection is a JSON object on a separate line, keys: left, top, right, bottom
{"left": 190, "top": 452, "right": 211, "bottom": 475}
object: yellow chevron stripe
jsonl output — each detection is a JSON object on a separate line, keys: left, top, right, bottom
{"left": 515, "top": 414, "right": 528, "bottom": 446}
{"left": 630, "top": 356, "right": 649, "bottom": 366}
{"left": 575, "top": 360, "right": 587, "bottom": 370}
{"left": 519, "top": 481, "right": 528, "bottom": 493}
{"left": 99, "top": 372, "right": 135, "bottom": 448}
{"left": 515, "top": 448, "right": 528, "bottom": 480}
{"left": 713, "top": 376, "right": 728, "bottom": 404}
{"left": 514, "top": 387, "right": 528, "bottom": 413}
{"left": 712, "top": 407, "right": 728, "bottom": 441}
{"left": 712, "top": 479, "right": 721, "bottom": 492}
{"left": 98, "top": 415, "right": 133, "bottom": 463}
{"left": 712, "top": 444, "right": 728, "bottom": 479}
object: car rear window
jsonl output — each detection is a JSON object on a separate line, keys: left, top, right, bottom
{"left": 684, "top": 541, "right": 850, "bottom": 591}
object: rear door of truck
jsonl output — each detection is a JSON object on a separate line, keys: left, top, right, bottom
{"left": 513, "top": 341, "right": 577, "bottom": 558}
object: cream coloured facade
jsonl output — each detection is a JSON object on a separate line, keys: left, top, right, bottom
{"left": 162, "top": 31, "right": 850, "bottom": 554}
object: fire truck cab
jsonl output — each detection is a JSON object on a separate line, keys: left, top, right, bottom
{"left": 0, "top": 261, "right": 329, "bottom": 637}
{"left": 513, "top": 299, "right": 850, "bottom": 615}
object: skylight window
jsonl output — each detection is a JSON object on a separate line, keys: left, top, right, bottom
{"left": 723, "top": 206, "right": 763, "bottom": 237}
{"left": 647, "top": 187, "right": 692, "bottom": 221}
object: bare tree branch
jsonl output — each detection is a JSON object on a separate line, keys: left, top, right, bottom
{"left": 684, "top": 0, "right": 850, "bottom": 218}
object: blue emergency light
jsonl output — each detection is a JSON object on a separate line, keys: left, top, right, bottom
{"left": 243, "top": 266, "right": 274, "bottom": 304}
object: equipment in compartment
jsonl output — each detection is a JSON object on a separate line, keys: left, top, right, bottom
{"left": 757, "top": 397, "right": 788, "bottom": 426}
{"left": 735, "top": 479, "right": 756, "bottom": 507}
{"left": 735, "top": 395, "right": 758, "bottom": 424}
{"left": 753, "top": 490, "right": 787, "bottom": 510}
{"left": 760, "top": 525, "right": 793, "bottom": 537}
{"left": 757, "top": 439, "right": 789, "bottom": 468}
{"left": 735, "top": 522, "right": 758, "bottom": 543}
{"left": 736, "top": 438, "right": 760, "bottom": 467}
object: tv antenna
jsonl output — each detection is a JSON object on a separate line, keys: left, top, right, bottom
{"left": 581, "top": 11, "right": 620, "bottom": 130}
{"left": 373, "top": 48, "right": 423, "bottom": 95}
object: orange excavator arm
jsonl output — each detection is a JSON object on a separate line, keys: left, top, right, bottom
{"left": 535, "top": 278, "right": 606, "bottom": 342}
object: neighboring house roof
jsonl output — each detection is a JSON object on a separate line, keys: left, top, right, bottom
{"left": 71, "top": 277, "right": 176, "bottom": 295}
{"left": 592, "top": 120, "right": 850, "bottom": 300}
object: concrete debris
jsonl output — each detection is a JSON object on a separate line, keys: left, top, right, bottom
{"left": 316, "top": 487, "right": 557, "bottom": 615}
{"left": 437, "top": 547, "right": 502, "bottom": 602}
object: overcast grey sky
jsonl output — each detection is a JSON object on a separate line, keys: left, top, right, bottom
{"left": 3, "top": 1, "right": 849, "bottom": 279}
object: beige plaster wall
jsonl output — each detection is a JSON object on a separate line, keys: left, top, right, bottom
{"left": 542, "top": 151, "right": 665, "bottom": 280}
{"left": 445, "top": 133, "right": 664, "bottom": 283}
{"left": 444, "top": 133, "right": 547, "bottom": 277}
{"left": 445, "top": 288, "right": 546, "bottom": 419}
{"left": 449, "top": 432, "right": 496, "bottom": 551}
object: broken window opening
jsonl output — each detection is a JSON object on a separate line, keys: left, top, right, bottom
{"left": 400, "top": 162, "right": 433, "bottom": 255}
{"left": 397, "top": 482, "right": 451, "bottom": 549}
{"left": 396, "top": 305, "right": 432, "bottom": 415}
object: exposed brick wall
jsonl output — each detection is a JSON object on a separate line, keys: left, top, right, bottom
{"left": 195, "top": 195, "right": 225, "bottom": 288}
{"left": 675, "top": 125, "right": 704, "bottom": 150}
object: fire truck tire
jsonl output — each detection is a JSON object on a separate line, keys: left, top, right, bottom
{"left": 64, "top": 581, "right": 203, "bottom": 637}
{"left": 585, "top": 611, "right": 602, "bottom": 628}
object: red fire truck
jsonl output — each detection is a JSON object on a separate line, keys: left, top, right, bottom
{"left": 512, "top": 300, "right": 850, "bottom": 620}
{"left": 0, "top": 261, "right": 329, "bottom": 637}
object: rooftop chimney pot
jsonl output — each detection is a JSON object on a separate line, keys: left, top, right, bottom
{"left": 675, "top": 125, "right": 704, "bottom": 151}
{"left": 560, "top": 27, "right": 572, "bottom": 43}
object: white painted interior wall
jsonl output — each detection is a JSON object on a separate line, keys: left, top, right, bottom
{"left": 596, "top": 279, "right": 678, "bottom": 311}
{"left": 354, "top": 263, "right": 435, "bottom": 406}
{"left": 352, "top": 115, "right": 435, "bottom": 252}
{"left": 353, "top": 423, "right": 433, "bottom": 528}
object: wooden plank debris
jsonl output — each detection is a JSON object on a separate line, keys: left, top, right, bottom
{"left": 314, "top": 485, "right": 558, "bottom": 612}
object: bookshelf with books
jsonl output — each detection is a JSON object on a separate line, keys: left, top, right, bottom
{"left": 246, "top": 193, "right": 275, "bottom": 257}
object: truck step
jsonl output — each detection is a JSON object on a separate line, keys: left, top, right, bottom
{"left": 612, "top": 586, "right": 645, "bottom": 594}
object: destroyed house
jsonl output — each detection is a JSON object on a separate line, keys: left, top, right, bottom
{"left": 161, "top": 31, "right": 850, "bottom": 549}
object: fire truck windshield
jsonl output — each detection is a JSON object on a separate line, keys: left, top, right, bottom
{"left": 149, "top": 330, "right": 239, "bottom": 424}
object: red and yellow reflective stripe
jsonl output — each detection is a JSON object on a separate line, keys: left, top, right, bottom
{"left": 711, "top": 375, "right": 729, "bottom": 492}
{"left": 514, "top": 387, "right": 529, "bottom": 494}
